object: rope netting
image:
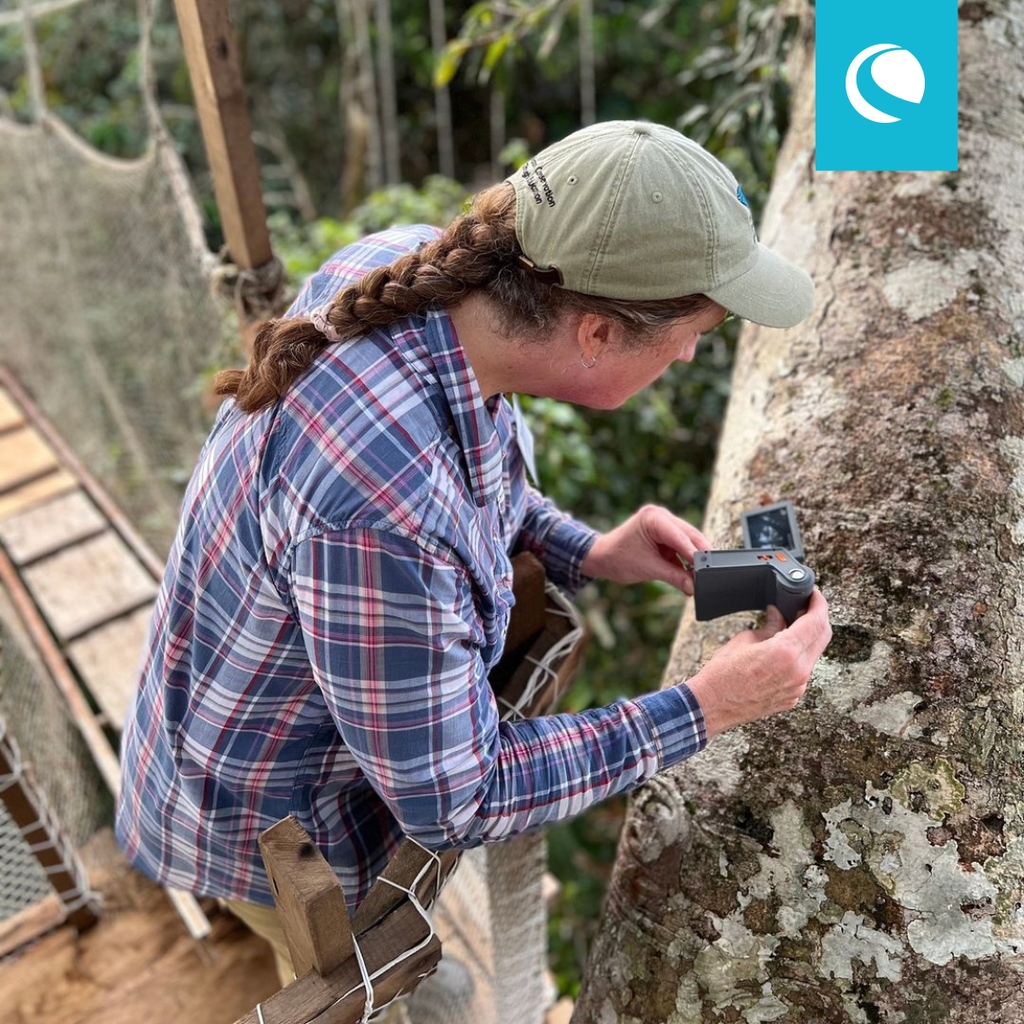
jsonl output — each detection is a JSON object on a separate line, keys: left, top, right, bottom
{"left": 0, "top": 594, "right": 107, "bottom": 931}
{"left": 0, "top": 800, "right": 51, "bottom": 919}
{"left": 0, "top": 0, "right": 226, "bottom": 939}
{"left": 0, "top": 0, "right": 232, "bottom": 555}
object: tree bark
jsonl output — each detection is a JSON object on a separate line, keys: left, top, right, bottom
{"left": 429, "top": 0, "right": 456, "bottom": 180}
{"left": 579, "top": 0, "right": 596, "bottom": 127}
{"left": 575, "top": 2, "right": 1024, "bottom": 1022}
{"left": 374, "top": 0, "right": 400, "bottom": 184}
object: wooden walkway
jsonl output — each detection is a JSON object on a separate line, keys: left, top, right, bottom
{"left": 0, "top": 370, "right": 158, "bottom": 743}
{"left": 0, "top": 366, "right": 209, "bottom": 940}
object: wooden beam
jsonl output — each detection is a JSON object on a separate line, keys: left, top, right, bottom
{"left": 0, "top": 543, "right": 122, "bottom": 796}
{"left": 171, "top": 0, "right": 272, "bottom": 271}
{"left": 351, "top": 844, "right": 460, "bottom": 937}
{"left": 0, "top": 893, "right": 66, "bottom": 958}
{"left": 259, "top": 816, "right": 355, "bottom": 978}
{"left": 233, "top": 899, "right": 440, "bottom": 1024}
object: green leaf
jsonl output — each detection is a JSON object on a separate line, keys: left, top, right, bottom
{"left": 434, "top": 41, "right": 467, "bottom": 88}
{"left": 482, "top": 33, "right": 511, "bottom": 72}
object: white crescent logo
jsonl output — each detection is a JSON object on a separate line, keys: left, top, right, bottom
{"left": 845, "top": 44, "right": 926, "bottom": 123}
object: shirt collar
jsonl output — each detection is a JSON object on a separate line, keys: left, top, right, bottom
{"left": 421, "top": 308, "right": 505, "bottom": 509}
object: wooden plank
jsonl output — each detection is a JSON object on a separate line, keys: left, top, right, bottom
{"left": 351, "top": 844, "right": 460, "bottom": 937}
{"left": 495, "top": 596, "right": 588, "bottom": 720}
{"left": 484, "top": 551, "right": 549, "bottom": 704}
{"left": 0, "top": 470, "right": 77, "bottom": 522}
{"left": 0, "top": 426, "right": 59, "bottom": 494}
{"left": 0, "top": 893, "right": 66, "bottom": 958}
{"left": 233, "top": 900, "right": 440, "bottom": 1024}
{"left": 22, "top": 531, "right": 158, "bottom": 642}
{"left": 67, "top": 604, "right": 153, "bottom": 730}
{"left": 0, "top": 387, "right": 25, "bottom": 432}
{"left": 259, "top": 816, "right": 355, "bottom": 979}
{"left": 503, "top": 552, "right": 548, "bottom": 659}
{"left": 0, "top": 369, "right": 165, "bottom": 579}
{"left": 171, "top": 0, "right": 272, "bottom": 272}
{"left": 0, "top": 489, "right": 107, "bottom": 565}
{"left": 0, "top": 545, "right": 122, "bottom": 795}
{"left": 166, "top": 888, "right": 214, "bottom": 943}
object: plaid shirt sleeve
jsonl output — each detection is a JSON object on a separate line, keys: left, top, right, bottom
{"left": 290, "top": 525, "right": 705, "bottom": 848}
{"left": 513, "top": 484, "right": 598, "bottom": 596}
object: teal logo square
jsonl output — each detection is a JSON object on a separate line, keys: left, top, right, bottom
{"left": 815, "top": 0, "right": 959, "bottom": 171}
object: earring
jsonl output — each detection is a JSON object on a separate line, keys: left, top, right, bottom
{"left": 580, "top": 351, "right": 598, "bottom": 369}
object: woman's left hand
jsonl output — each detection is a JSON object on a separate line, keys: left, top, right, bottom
{"left": 580, "top": 504, "right": 711, "bottom": 595}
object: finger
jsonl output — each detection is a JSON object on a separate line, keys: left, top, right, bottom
{"left": 644, "top": 507, "right": 710, "bottom": 561}
{"left": 742, "top": 604, "right": 787, "bottom": 642}
{"left": 680, "top": 520, "right": 713, "bottom": 552}
{"left": 785, "top": 589, "right": 833, "bottom": 655}
{"left": 764, "top": 604, "right": 787, "bottom": 634}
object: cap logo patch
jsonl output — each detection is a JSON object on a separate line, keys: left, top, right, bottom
{"left": 520, "top": 160, "right": 556, "bottom": 208}
{"left": 736, "top": 185, "right": 750, "bottom": 208}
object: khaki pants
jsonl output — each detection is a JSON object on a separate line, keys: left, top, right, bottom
{"left": 223, "top": 898, "right": 409, "bottom": 1023}
{"left": 223, "top": 897, "right": 297, "bottom": 988}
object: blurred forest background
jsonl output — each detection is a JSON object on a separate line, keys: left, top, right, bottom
{"left": 0, "top": 0, "right": 799, "bottom": 997}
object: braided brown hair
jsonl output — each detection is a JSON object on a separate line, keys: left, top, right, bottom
{"left": 214, "top": 184, "right": 716, "bottom": 413}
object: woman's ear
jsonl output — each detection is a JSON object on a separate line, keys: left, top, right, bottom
{"left": 576, "top": 313, "right": 615, "bottom": 364}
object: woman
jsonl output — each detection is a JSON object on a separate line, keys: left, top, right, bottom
{"left": 116, "top": 120, "right": 831, "bottom": 983}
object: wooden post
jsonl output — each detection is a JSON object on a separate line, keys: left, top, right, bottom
{"left": 241, "top": 816, "right": 442, "bottom": 1024}
{"left": 259, "top": 816, "right": 355, "bottom": 979}
{"left": 171, "top": 0, "right": 272, "bottom": 272}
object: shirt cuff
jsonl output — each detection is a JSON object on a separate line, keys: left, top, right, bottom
{"left": 539, "top": 516, "right": 598, "bottom": 595}
{"left": 631, "top": 683, "right": 707, "bottom": 770}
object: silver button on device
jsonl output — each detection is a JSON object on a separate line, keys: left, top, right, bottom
{"left": 789, "top": 569, "right": 807, "bottom": 580}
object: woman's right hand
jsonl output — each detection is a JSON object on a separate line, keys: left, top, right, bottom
{"left": 683, "top": 589, "right": 832, "bottom": 738}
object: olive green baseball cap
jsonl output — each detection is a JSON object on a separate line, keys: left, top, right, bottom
{"left": 505, "top": 120, "right": 814, "bottom": 329}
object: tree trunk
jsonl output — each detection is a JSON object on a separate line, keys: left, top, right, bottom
{"left": 337, "top": 0, "right": 371, "bottom": 211}
{"left": 374, "top": 0, "right": 400, "bottom": 184}
{"left": 574, "top": 2, "right": 1024, "bottom": 1022}
{"left": 578, "top": 0, "right": 596, "bottom": 127}
{"left": 352, "top": 0, "right": 383, "bottom": 192}
{"left": 429, "top": 0, "right": 456, "bottom": 180}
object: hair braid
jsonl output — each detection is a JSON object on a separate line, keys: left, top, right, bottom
{"left": 213, "top": 189, "right": 518, "bottom": 413}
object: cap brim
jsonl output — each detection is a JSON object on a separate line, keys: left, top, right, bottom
{"left": 706, "top": 244, "right": 815, "bottom": 329}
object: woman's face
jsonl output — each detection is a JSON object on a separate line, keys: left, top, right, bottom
{"left": 563, "top": 302, "right": 730, "bottom": 409}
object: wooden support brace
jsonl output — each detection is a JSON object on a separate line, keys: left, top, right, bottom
{"left": 259, "top": 816, "right": 355, "bottom": 979}
{"left": 247, "top": 816, "right": 443, "bottom": 1024}
{"left": 351, "top": 844, "right": 460, "bottom": 937}
{"left": 233, "top": 898, "right": 440, "bottom": 1024}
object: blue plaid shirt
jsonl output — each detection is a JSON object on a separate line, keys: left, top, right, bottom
{"left": 116, "top": 225, "right": 706, "bottom": 909}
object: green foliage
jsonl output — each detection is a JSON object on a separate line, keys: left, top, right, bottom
{"left": 269, "top": 174, "right": 469, "bottom": 282}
